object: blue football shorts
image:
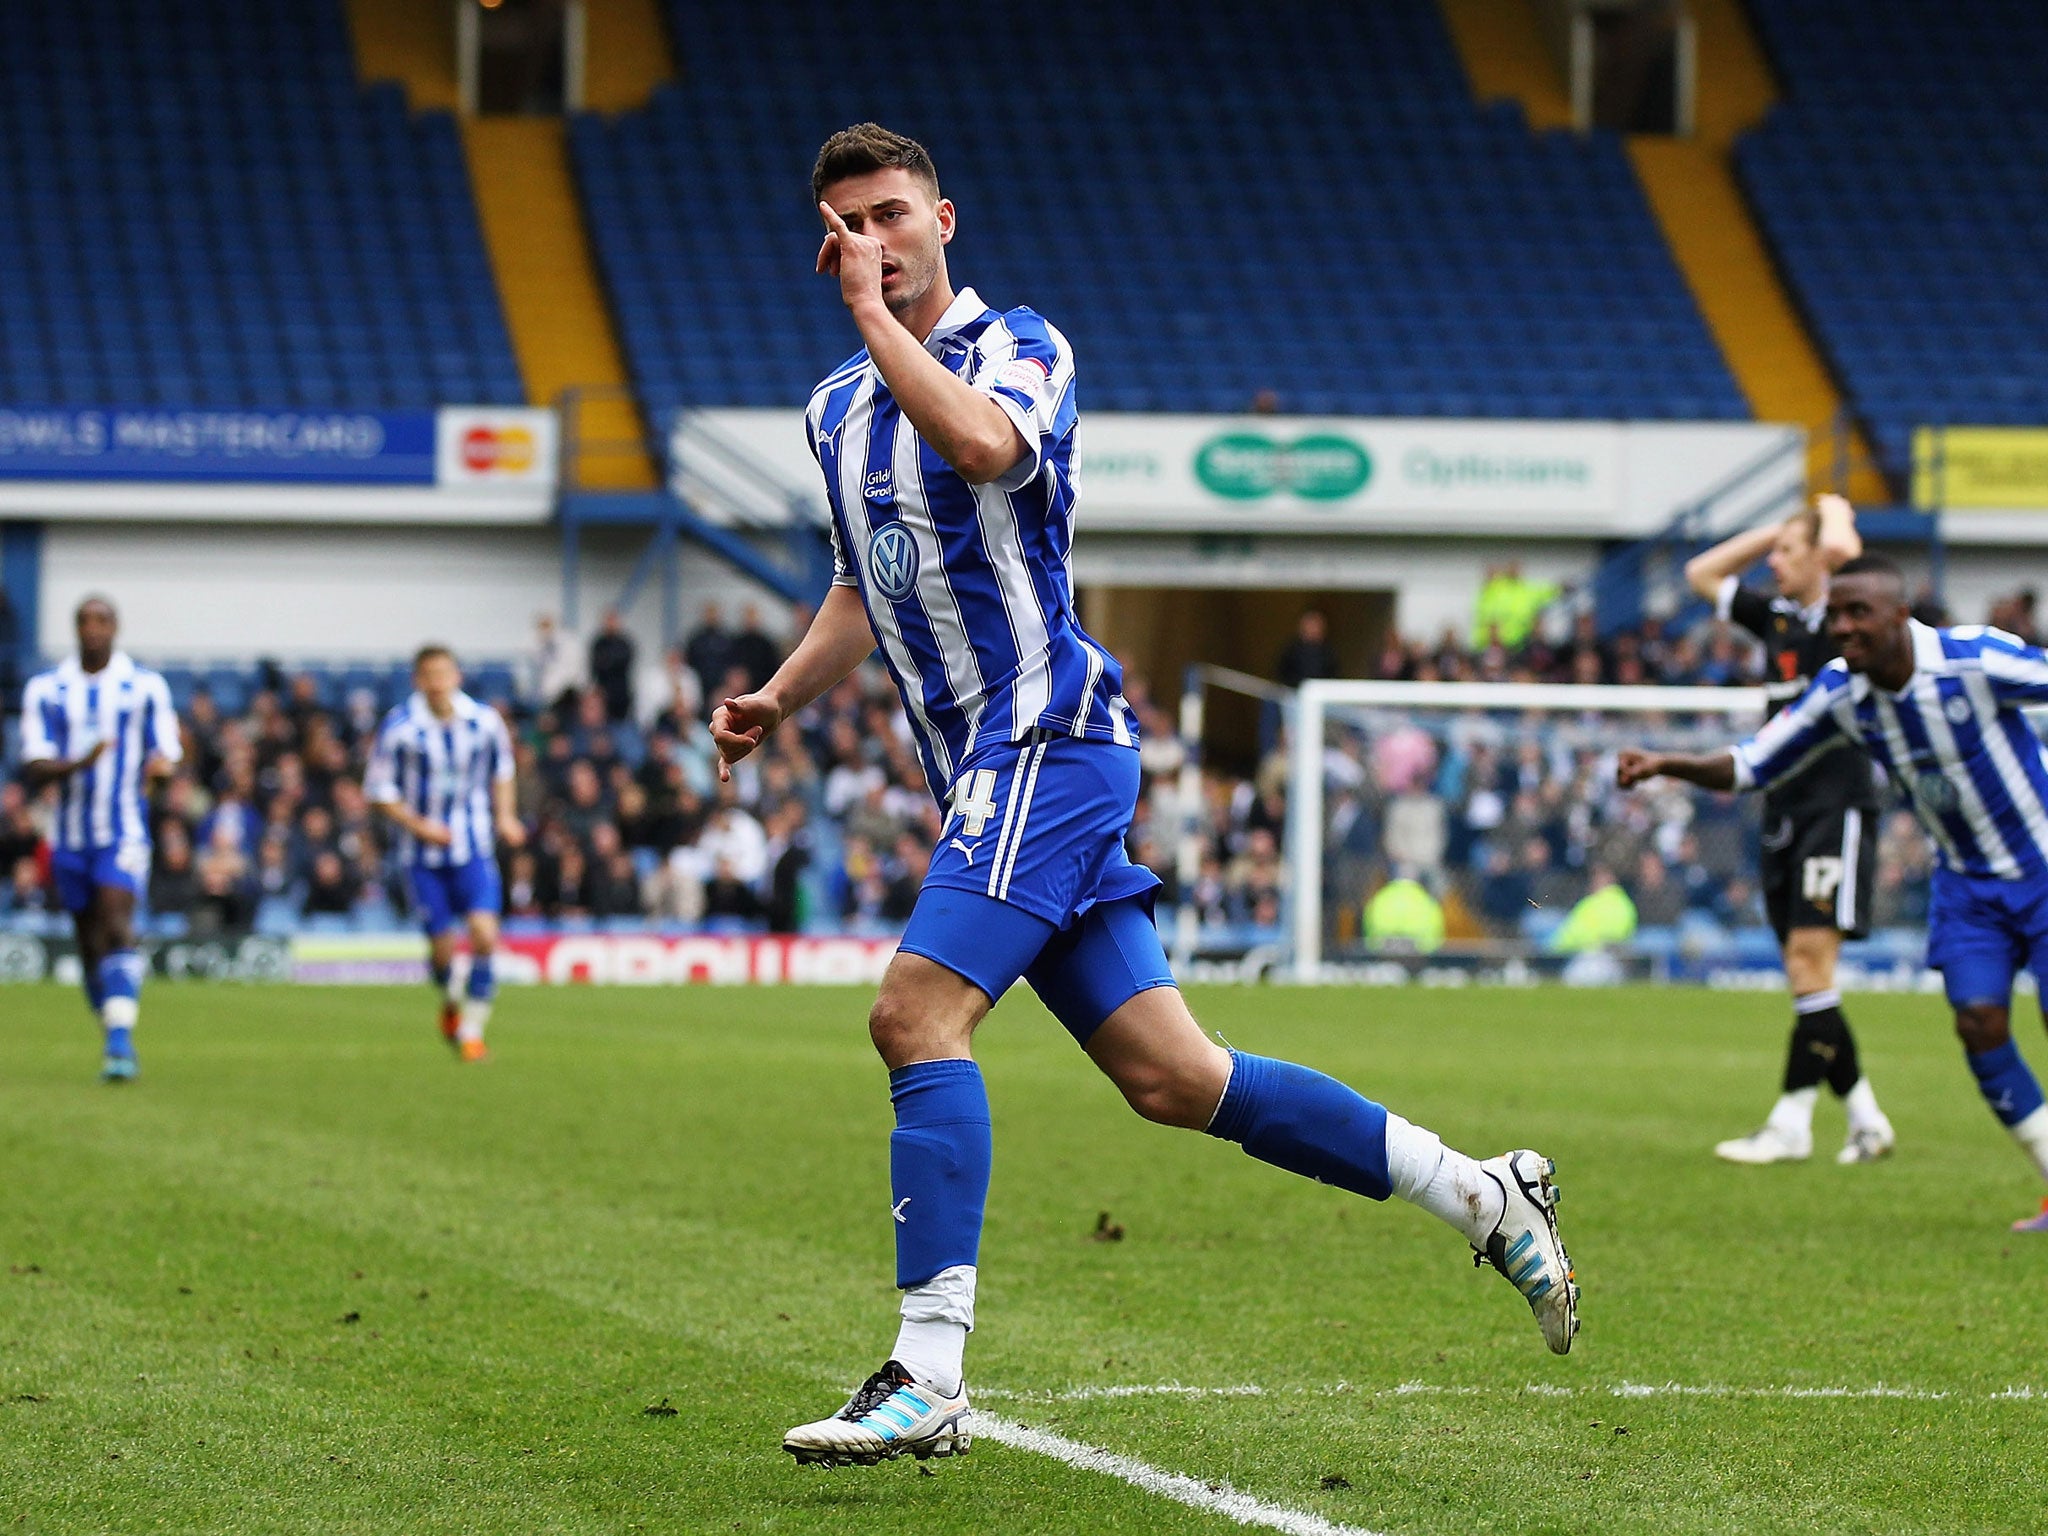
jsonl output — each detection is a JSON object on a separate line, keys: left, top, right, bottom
{"left": 1926, "top": 865, "right": 2048, "bottom": 1008}
{"left": 408, "top": 859, "right": 503, "bottom": 936}
{"left": 51, "top": 842, "right": 151, "bottom": 915}
{"left": 898, "top": 732, "right": 1174, "bottom": 1044}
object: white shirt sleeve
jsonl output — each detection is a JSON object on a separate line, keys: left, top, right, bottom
{"left": 490, "top": 710, "right": 516, "bottom": 784}
{"left": 969, "top": 312, "right": 1075, "bottom": 494}
{"left": 18, "top": 676, "right": 55, "bottom": 762}
{"left": 146, "top": 674, "right": 184, "bottom": 763}
{"left": 363, "top": 718, "right": 402, "bottom": 804}
{"left": 1714, "top": 574, "right": 1739, "bottom": 622}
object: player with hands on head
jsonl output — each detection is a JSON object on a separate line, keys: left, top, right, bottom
{"left": 365, "top": 645, "right": 523, "bottom": 1063}
{"left": 1620, "top": 554, "right": 2048, "bottom": 1231}
{"left": 18, "top": 595, "right": 180, "bottom": 1081}
{"left": 728, "top": 123, "right": 1578, "bottom": 1473}
{"left": 1679, "top": 494, "right": 1895, "bottom": 1166}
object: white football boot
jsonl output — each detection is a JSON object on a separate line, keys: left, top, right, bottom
{"left": 1714, "top": 1124, "right": 1812, "bottom": 1165}
{"left": 783, "top": 1360, "right": 971, "bottom": 1467}
{"left": 1836, "top": 1118, "right": 1896, "bottom": 1165}
{"left": 1473, "top": 1149, "right": 1578, "bottom": 1355}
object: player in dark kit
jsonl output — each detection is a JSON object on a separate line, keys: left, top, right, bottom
{"left": 1682, "top": 494, "right": 1895, "bottom": 1164}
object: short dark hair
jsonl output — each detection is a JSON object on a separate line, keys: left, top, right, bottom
{"left": 1834, "top": 554, "right": 1904, "bottom": 585}
{"left": 811, "top": 123, "right": 940, "bottom": 205}
{"left": 75, "top": 593, "right": 116, "bottom": 623}
{"left": 413, "top": 644, "right": 456, "bottom": 672}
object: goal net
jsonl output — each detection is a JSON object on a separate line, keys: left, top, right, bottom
{"left": 1273, "top": 680, "right": 1833, "bottom": 983}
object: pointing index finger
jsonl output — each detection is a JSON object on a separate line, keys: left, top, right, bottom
{"left": 818, "top": 200, "right": 851, "bottom": 234}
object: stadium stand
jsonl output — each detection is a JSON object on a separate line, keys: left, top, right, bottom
{"left": 569, "top": 0, "right": 1748, "bottom": 421}
{"left": 1737, "top": 0, "right": 2048, "bottom": 482}
{"left": 0, "top": 0, "right": 522, "bottom": 410}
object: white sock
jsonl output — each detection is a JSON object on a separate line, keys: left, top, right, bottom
{"left": 2010, "top": 1106, "right": 2048, "bottom": 1185}
{"left": 1766, "top": 1087, "right": 1818, "bottom": 1139}
{"left": 1384, "top": 1113, "right": 1503, "bottom": 1246}
{"left": 443, "top": 963, "right": 466, "bottom": 1006}
{"left": 457, "top": 999, "right": 491, "bottom": 1044}
{"left": 892, "top": 1264, "right": 974, "bottom": 1396}
{"left": 1842, "top": 1078, "right": 1887, "bottom": 1132}
{"left": 101, "top": 997, "right": 139, "bottom": 1030}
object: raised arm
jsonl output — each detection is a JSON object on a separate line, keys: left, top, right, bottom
{"left": 1683, "top": 523, "right": 1781, "bottom": 602}
{"left": 816, "top": 203, "right": 1025, "bottom": 485}
{"left": 1813, "top": 492, "right": 1862, "bottom": 571}
{"left": 710, "top": 585, "right": 875, "bottom": 782}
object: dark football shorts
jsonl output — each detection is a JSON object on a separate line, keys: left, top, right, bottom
{"left": 1761, "top": 806, "right": 1878, "bottom": 943}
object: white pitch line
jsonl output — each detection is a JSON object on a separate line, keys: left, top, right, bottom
{"left": 976, "top": 1413, "right": 1388, "bottom": 1536}
{"left": 980, "top": 1380, "right": 2047, "bottom": 1405}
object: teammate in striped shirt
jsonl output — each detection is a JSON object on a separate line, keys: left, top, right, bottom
{"left": 364, "top": 646, "right": 523, "bottom": 1062}
{"left": 714, "top": 125, "right": 1577, "bottom": 1469}
{"left": 17, "top": 596, "right": 181, "bottom": 1081}
{"left": 1620, "top": 555, "right": 2048, "bottom": 1231}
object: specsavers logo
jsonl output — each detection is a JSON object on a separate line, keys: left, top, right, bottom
{"left": 460, "top": 423, "right": 537, "bottom": 474}
{"left": 1193, "top": 433, "right": 1372, "bottom": 501}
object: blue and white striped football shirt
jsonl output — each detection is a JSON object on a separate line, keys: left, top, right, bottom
{"left": 806, "top": 286, "right": 1135, "bottom": 798}
{"left": 363, "top": 691, "right": 514, "bottom": 868}
{"left": 19, "top": 653, "right": 181, "bottom": 853}
{"left": 1732, "top": 621, "right": 2048, "bottom": 880}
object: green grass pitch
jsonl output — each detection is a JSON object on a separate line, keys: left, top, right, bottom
{"left": 4, "top": 981, "right": 2048, "bottom": 1534}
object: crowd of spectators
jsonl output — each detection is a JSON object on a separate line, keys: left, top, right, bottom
{"left": 0, "top": 578, "right": 2029, "bottom": 948}
{"left": 0, "top": 603, "right": 941, "bottom": 937}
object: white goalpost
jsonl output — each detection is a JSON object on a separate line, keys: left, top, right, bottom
{"left": 1283, "top": 680, "right": 1770, "bottom": 980}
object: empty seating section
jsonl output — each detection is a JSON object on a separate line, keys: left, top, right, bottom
{"left": 1738, "top": 0, "right": 2048, "bottom": 480}
{"left": 0, "top": 0, "right": 522, "bottom": 410}
{"left": 571, "top": 0, "right": 1745, "bottom": 421}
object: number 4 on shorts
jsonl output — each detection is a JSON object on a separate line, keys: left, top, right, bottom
{"left": 949, "top": 769, "right": 1000, "bottom": 838}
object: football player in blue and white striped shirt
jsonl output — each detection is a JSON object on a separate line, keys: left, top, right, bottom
{"left": 715, "top": 125, "right": 1577, "bottom": 1468}
{"left": 364, "top": 646, "right": 523, "bottom": 1062}
{"left": 1621, "top": 555, "right": 2048, "bottom": 1232}
{"left": 18, "top": 596, "right": 181, "bottom": 1081}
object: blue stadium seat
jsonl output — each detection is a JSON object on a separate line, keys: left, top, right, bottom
{"left": 569, "top": 0, "right": 1742, "bottom": 422}
{"left": 0, "top": 0, "right": 521, "bottom": 412}
{"left": 1740, "top": 0, "right": 2048, "bottom": 484}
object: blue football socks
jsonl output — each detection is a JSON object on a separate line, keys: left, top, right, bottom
{"left": 888, "top": 1059, "right": 992, "bottom": 1289}
{"left": 466, "top": 955, "right": 495, "bottom": 1002}
{"left": 96, "top": 950, "right": 144, "bottom": 1060}
{"left": 1967, "top": 1041, "right": 2045, "bottom": 1128}
{"left": 1206, "top": 1050, "right": 1392, "bottom": 1201}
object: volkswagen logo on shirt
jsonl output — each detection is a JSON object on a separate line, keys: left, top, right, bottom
{"left": 867, "top": 523, "right": 920, "bottom": 601}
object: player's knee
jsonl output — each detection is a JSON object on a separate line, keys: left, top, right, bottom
{"left": 1954, "top": 1003, "right": 2010, "bottom": 1054}
{"left": 1782, "top": 930, "right": 1836, "bottom": 993}
{"left": 1112, "top": 1054, "right": 1227, "bottom": 1130}
{"left": 868, "top": 991, "right": 960, "bottom": 1066}
{"left": 89, "top": 910, "right": 130, "bottom": 955}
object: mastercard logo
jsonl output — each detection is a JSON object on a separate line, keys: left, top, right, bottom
{"left": 461, "top": 424, "right": 537, "bottom": 474}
